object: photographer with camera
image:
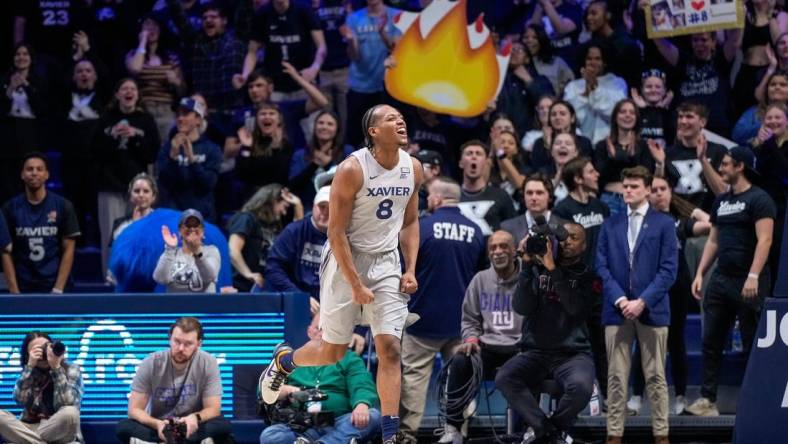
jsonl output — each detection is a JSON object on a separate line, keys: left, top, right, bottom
{"left": 259, "top": 313, "right": 380, "bottom": 444}
{"left": 0, "top": 331, "right": 83, "bottom": 444}
{"left": 495, "top": 222, "right": 598, "bottom": 444}
{"left": 115, "top": 317, "right": 232, "bottom": 444}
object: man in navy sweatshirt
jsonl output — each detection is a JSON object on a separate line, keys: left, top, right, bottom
{"left": 265, "top": 186, "right": 331, "bottom": 303}
{"left": 399, "top": 176, "right": 486, "bottom": 444}
{"left": 156, "top": 98, "right": 222, "bottom": 222}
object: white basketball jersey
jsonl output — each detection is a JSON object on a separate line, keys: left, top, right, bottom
{"left": 346, "top": 148, "right": 415, "bottom": 253}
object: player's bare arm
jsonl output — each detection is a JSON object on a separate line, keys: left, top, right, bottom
{"left": 399, "top": 157, "right": 423, "bottom": 295}
{"left": 327, "top": 156, "right": 374, "bottom": 304}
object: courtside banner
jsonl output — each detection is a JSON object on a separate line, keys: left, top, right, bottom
{"left": 734, "top": 298, "right": 788, "bottom": 442}
{"left": 645, "top": 0, "right": 744, "bottom": 39}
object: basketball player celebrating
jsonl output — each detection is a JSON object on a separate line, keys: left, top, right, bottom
{"left": 259, "top": 105, "right": 423, "bottom": 443}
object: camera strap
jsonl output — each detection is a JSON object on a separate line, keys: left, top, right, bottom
{"left": 169, "top": 355, "right": 195, "bottom": 417}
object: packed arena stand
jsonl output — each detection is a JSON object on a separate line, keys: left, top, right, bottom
{"left": 0, "top": 0, "right": 786, "bottom": 443}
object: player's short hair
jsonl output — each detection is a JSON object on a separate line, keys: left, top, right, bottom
{"left": 202, "top": 1, "right": 226, "bottom": 17}
{"left": 676, "top": 100, "right": 709, "bottom": 119}
{"left": 169, "top": 317, "right": 204, "bottom": 341}
{"left": 246, "top": 70, "right": 273, "bottom": 86}
{"left": 487, "top": 230, "right": 515, "bottom": 250}
{"left": 21, "top": 151, "right": 49, "bottom": 171}
{"left": 562, "top": 156, "right": 592, "bottom": 192}
{"left": 522, "top": 172, "right": 555, "bottom": 202}
{"left": 621, "top": 165, "right": 653, "bottom": 187}
{"left": 563, "top": 221, "right": 586, "bottom": 235}
{"left": 459, "top": 139, "right": 489, "bottom": 156}
{"left": 361, "top": 104, "right": 386, "bottom": 147}
{"left": 427, "top": 176, "right": 461, "bottom": 201}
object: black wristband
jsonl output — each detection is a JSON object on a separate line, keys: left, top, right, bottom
{"left": 195, "top": 413, "right": 202, "bottom": 423}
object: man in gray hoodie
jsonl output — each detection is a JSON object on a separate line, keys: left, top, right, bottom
{"left": 435, "top": 230, "right": 524, "bottom": 443}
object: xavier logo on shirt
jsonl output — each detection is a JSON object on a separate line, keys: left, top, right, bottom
{"left": 573, "top": 212, "right": 604, "bottom": 228}
{"left": 458, "top": 201, "right": 494, "bottom": 235}
{"left": 717, "top": 200, "right": 746, "bottom": 217}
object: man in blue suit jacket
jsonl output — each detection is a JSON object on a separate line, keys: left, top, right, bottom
{"left": 596, "top": 166, "right": 678, "bottom": 444}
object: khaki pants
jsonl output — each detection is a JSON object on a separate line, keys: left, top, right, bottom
{"left": 605, "top": 321, "right": 669, "bottom": 437}
{"left": 399, "top": 332, "right": 461, "bottom": 436}
{"left": 0, "top": 406, "right": 80, "bottom": 444}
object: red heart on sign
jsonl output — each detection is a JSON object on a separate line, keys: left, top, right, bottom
{"left": 691, "top": 0, "right": 705, "bottom": 10}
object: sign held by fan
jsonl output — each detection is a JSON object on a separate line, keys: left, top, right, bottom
{"left": 645, "top": 0, "right": 744, "bottom": 39}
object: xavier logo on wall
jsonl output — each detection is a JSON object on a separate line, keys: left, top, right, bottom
{"left": 734, "top": 303, "right": 788, "bottom": 442}
{"left": 384, "top": 0, "right": 510, "bottom": 117}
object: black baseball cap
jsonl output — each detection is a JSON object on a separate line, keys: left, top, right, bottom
{"left": 727, "top": 145, "right": 760, "bottom": 176}
{"left": 414, "top": 149, "right": 443, "bottom": 167}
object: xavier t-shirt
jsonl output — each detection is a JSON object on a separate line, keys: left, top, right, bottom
{"left": 459, "top": 185, "right": 517, "bottom": 236}
{"left": 710, "top": 186, "right": 776, "bottom": 276}
{"left": 553, "top": 195, "right": 609, "bottom": 268}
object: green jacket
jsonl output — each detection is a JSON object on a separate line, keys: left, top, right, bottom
{"left": 287, "top": 350, "right": 378, "bottom": 415}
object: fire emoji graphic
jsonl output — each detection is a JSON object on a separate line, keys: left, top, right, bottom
{"left": 384, "top": 0, "right": 510, "bottom": 117}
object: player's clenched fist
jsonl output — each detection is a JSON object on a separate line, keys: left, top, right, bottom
{"left": 351, "top": 284, "right": 375, "bottom": 305}
{"left": 400, "top": 272, "right": 418, "bottom": 294}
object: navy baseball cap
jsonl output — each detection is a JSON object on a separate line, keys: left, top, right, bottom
{"left": 178, "top": 97, "right": 206, "bottom": 119}
{"left": 727, "top": 145, "right": 759, "bottom": 176}
{"left": 179, "top": 209, "right": 204, "bottom": 226}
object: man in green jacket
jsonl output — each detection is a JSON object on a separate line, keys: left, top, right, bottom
{"left": 259, "top": 314, "right": 380, "bottom": 444}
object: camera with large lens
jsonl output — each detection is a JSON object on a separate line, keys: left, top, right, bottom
{"left": 43, "top": 341, "right": 66, "bottom": 360}
{"left": 259, "top": 388, "right": 333, "bottom": 433}
{"left": 524, "top": 215, "right": 568, "bottom": 257}
{"left": 162, "top": 418, "right": 187, "bottom": 444}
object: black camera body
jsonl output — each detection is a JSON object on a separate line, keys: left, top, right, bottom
{"left": 162, "top": 418, "right": 187, "bottom": 444}
{"left": 43, "top": 341, "right": 66, "bottom": 360}
{"left": 259, "top": 388, "right": 334, "bottom": 433}
{"left": 525, "top": 215, "right": 568, "bottom": 256}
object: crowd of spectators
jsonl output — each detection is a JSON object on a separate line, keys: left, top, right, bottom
{"left": 0, "top": 0, "right": 787, "bottom": 442}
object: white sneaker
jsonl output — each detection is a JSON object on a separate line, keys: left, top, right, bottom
{"left": 436, "top": 424, "right": 464, "bottom": 444}
{"left": 259, "top": 342, "right": 294, "bottom": 404}
{"left": 684, "top": 397, "right": 719, "bottom": 417}
{"left": 129, "top": 438, "right": 157, "bottom": 444}
{"left": 674, "top": 395, "right": 687, "bottom": 415}
{"left": 626, "top": 395, "right": 642, "bottom": 416}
